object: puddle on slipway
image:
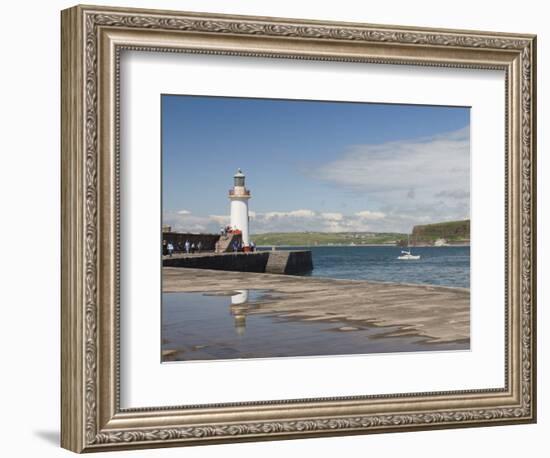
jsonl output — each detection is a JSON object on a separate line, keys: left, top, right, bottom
{"left": 161, "top": 289, "right": 468, "bottom": 362}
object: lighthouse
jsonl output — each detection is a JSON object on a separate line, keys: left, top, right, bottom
{"left": 229, "top": 169, "right": 251, "bottom": 247}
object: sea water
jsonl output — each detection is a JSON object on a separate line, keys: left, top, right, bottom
{"left": 267, "top": 245, "right": 470, "bottom": 288}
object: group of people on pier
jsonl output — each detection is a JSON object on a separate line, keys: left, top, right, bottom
{"left": 230, "top": 239, "right": 256, "bottom": 253}
{"left": 162, "top": 239, "right": 203, "bottom": 256}
{"left": 220, "top": 225, "right": 239, "bottom": 237}
{"left": 162, "top": 227, "right": 258, "bottom": 256}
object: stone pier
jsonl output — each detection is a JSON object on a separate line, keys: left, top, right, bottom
{"left": 162, "top": 250, "right": 313, "bottom": 275}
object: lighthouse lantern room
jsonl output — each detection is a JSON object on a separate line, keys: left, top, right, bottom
{"left": 229, "top": 169, "right": 251, "bottom": 247}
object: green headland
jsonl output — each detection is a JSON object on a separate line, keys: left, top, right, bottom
{"left": 252, "top": 219, "right": 470, "bottom": 247}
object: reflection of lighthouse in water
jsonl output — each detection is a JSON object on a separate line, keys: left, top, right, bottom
{"left": 230, "top": 290, "right": 249, "bottom": 336}
{"left": 229, "top": 169, "right": 251, "bottom": 247}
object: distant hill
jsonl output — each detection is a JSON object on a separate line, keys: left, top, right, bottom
{"left": 250, "top": 221, "right": 470, "bottom": 247}
{"left": 410, "top": 220, "right": 470, "bottom": 245}
{"left": 250, "top": 231, "right": 406, "bottom": 246}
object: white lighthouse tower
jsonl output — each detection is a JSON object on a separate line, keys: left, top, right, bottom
{"left": 229, "top": 169, "right": 251, "bottom": 247}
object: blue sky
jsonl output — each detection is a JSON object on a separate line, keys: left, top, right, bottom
{"left": 162, "top": 95, "right": 470, "bottom": 234}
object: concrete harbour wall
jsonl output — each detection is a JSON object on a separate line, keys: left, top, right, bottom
{"left": 163, "top": 250, "right": 313, "bottom": 275}
{"left": 265, "top": 250, "right": 313, "bottom": 274}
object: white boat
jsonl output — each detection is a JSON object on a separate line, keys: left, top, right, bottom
{"left": 398, "top": 250, "right": 421, "bottom": 260}
{"left": 398, "top": 235, "right": 421, "bottom": 260}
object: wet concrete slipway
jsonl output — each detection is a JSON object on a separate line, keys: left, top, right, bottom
{"left": 162, "top": 267, "right": 470, "bottom": 362}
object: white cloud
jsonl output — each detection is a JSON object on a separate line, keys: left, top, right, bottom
{"left": 177, "top": 209, "right": 191, "bottom": 215}
{"left": 435, "top": 189, "right": 470, "bottom": 199}
{"left": 165, "top": 208, "right": 393, "bottom": 234}
{"left": 312, "top": 126, "right": 470, "bottom": 230}
{"left": 251, "top": 210, "right": 376, "bottom": 233}
{"left": 263, "top": 209, "right": 316, "bottom": 220}
{"left": 163, "top": 210, "right": 212, "bottom": 233}
{"left": 208, "top": 214, "right": 229, "bottom": 225}
{"left": 321, "top": 212, "right": 344, "bottom": 221}
{"left": 355, "top": 210, "right": 386, "bottom": 220}
{"left": 164, "top": 206, "right": 468, "bottom": 234}
{"left": 315, "top": 126, "right": 469, "bottom": 196}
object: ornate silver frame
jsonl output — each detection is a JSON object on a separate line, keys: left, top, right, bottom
{"left": 61, "top": 4, "right": 537, "bottom": 453}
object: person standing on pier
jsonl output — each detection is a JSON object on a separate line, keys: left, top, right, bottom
{"left": 167, "top": 242, "right": 174, "bottom": 257}
{"left": 184, "top": 240, "right": 190, "bottom": 254}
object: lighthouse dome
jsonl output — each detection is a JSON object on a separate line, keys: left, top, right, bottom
{"left": 234, "top": 168, "right": 245, "bottom": 187}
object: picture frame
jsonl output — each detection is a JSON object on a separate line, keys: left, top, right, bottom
{"left": 61, "top": 4, "right": 536, "bottom": 453}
